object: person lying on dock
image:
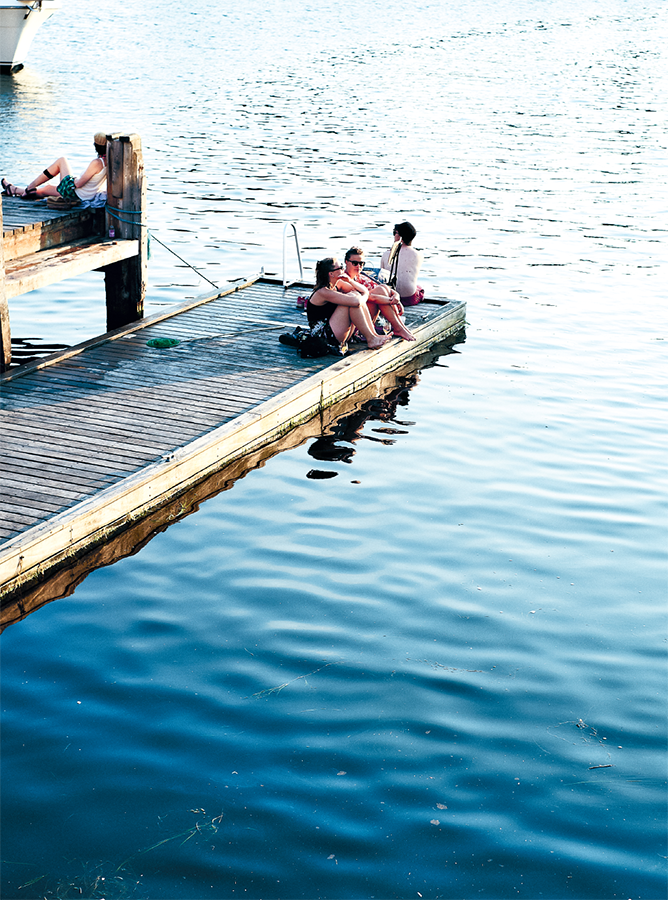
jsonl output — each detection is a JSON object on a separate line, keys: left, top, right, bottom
{"left": 1, "top": 131, "right": 107, "bottom": 203}
{"left": 307, "top": 258, "right": 391, "bottom": 352}
{"left": 342, "top": 246, "right": 415, "bottom": 341}
{"left": 380, "top": 221, "right": 424, "bottom": 306}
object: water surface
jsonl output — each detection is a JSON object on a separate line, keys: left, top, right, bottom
{"left": 1, "top": 1, "right": 666, "bottom": 898}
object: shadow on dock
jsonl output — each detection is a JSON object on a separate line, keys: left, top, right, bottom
{"left": 0, "top": 334, "right": 463, "bottom": 632}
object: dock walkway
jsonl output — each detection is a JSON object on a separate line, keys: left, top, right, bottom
{"left": 0, "top": 277, "right": 465, "bottom": 597}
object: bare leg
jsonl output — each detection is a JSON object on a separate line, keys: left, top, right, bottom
{"left": 366, "top": 286, "right": 414, "bottom": 340}
{"left": 365, "top": 301, "right": 385, "bottom": 333}
{"left": 376, "top": 302, "right": 415, "bottom": 341}
{"left": 25, "top": 157, "right": 73, "bottom": 192}
{"left": 330, "top": 303, "right": 390, "bottom": 350}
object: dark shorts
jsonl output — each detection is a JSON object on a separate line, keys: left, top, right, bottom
{"left": 311, "top": 318, "right": 340, "bottom": 349}
{"left": 57, "top": 175, "right": 78, "bottom": 201}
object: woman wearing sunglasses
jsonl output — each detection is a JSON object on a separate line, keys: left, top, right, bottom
{"left": 307, "top": 258, "right": 391, "bottom": 352}
{"left": 341, "top": 247, "right": 415, "bottom": 342}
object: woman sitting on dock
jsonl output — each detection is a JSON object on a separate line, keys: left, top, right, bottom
{"left": 307, "top": 258, "right": 391, "bottom": 352}
{"left": 2, "top": 132, "right": 107, "bottom": 203}
{"left": 342, "top": 247, "right": 415, "bottom": 341}
{"left": 380, "top": 221, "right": 424, "bottom": 306}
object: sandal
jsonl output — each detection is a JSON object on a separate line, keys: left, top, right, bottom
{"left": 1, "top": 178, "right": 21, "bottom": 197}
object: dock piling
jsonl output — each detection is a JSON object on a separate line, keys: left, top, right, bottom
{"left": 104, "top": 133, "right": 147, "bottom": 330}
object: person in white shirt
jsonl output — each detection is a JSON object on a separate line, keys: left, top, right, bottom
{"left": 2, "top": 132, "right": 107, "bottom": 202}
{"left": 380, "top": 221, "right": 424, "bottom": 306}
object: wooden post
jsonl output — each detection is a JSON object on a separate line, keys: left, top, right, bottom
{"left": 104, "top": 133, "right": 147, "bottom": 331}
{"left": 0, "top": 199, "right": 11, "bottom": 371}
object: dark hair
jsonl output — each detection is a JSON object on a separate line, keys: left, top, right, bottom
{"left": 94, "top": 142, "right": 106, "bottom": 157}
{"left": 315, "top": 257, "right": 340, "bottom": 290}
{"left": 345, "top": 246, "right": 364, "bottom": 262}
{"left": 394, "top": 221, "right": 417, "bottom": 244}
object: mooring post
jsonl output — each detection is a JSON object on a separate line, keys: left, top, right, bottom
{"left": 104, "top": 133, "right": 147, "bottom": 331}
{"left": 0, "top": 199, "right": 10, "bottom": 371}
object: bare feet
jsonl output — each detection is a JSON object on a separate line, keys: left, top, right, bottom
{"left": 366, "top": 333, "right": 392, "bottom": 350}
{"left": 392, "top": 322, "right": 416, "bottom": 341}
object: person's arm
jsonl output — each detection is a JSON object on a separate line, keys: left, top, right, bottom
{"left": 314, "top": 284, "right": 367, "bottom": 308}
{"left": 372, "top": 287, "right": 402, "bottom": 305}
{"left": 336, "top": 274, "right": 369, "bottom": 299}
{"left": 74, "top": 157, "right": 104, "bottom": 190}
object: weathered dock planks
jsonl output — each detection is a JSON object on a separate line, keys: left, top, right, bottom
{"left": 2, "top": 201, "right": 105, "bottom": 258}
{"left": 0, "top": 276, "right": 466, "bottom": 599}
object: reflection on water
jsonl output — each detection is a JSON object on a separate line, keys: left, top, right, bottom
{"left": 1, "top": 0, "right": 666, "bottom": 898}
{"left": 307, "top": 377, "right": 419, "bottom": 467}
{"left": 7, "top": 336, "right": 69, "bottom": 369}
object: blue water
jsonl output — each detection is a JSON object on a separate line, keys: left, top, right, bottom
{"left": 1, "top": 1, "right": 666, "bottom": 898}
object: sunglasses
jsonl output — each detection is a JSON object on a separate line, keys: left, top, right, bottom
{"left": 329, "top": 265, "right": 342, "bottom": 272}
{"left": 348, "top": 260, "right": 364, "bottom": 267}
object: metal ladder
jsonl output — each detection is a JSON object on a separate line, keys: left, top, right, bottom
{"left": 282, "top": 222, "right": 304, "bottom": 288}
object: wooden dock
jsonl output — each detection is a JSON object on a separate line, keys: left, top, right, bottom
{"left": 1, "top": 202, "right": 136, "bottom": 297}
{"left": 0, "top": 277, "right": 466, "bottom": 600}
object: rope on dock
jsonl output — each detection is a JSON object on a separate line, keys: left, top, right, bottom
{"left": 106, "top": 204, "right": 220, "bottom": 290}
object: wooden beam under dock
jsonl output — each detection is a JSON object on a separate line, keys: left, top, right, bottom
{"left": 4, "top": 236, "right": 139, "bottom": 298}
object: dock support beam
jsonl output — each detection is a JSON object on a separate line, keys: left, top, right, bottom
{"left": 0, "top": 200, "right": 10, "bottom": 371}
{"left": 104, "top": 134, "right": 147, "bottom": 331}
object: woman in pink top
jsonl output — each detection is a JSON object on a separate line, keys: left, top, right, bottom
{"left": 340, "top": 247, "right": 415, "bottom": 341}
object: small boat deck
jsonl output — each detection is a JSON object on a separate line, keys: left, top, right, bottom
{"left": 0, "top": 276, "right": 466, "bottom": 598}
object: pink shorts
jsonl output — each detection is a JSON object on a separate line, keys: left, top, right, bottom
{"left": 401, "top": 286, "right": 424, "bottom": 306}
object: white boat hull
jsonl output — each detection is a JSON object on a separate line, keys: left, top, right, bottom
{"left": 0, "top": 0, "right": 60, "bottom": 72}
